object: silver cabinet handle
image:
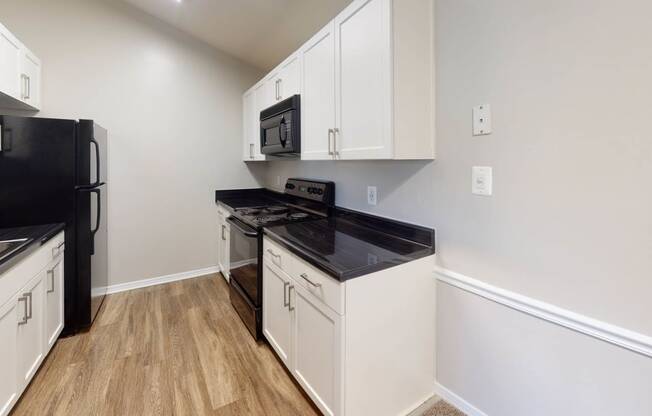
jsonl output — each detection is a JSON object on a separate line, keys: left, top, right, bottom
{"left": 266, "top": 249, "right": 281, "bottom": 259}
{"left": 328, "top": 129, "right": 334, "bottom": 156}
{"left": 26, "top": 292, "right": 33, "bottom": 320}
{"left": 249, "top": 143, "right": 254, "bottom": 159}
{"left": 283, "top": 281, "right": 290, "bottom": 307}
{"left": 288, "top": 285, "right": 295, "bottom": 311}
{"left": 333, "top": 128, "right": 340, "bottom": 156}
{"left": 275, "top": 79, "right": 281, "bottom": 100}
{"left": 300, "top": 273, "right": 321, "bottom": 288}
{"left": 47, "top": 269, "right": 55, "bottom": 293}
{"left": 221, "top": 224, "right": 226, "bottom": 241}
{"left": 26, "top": 76, "right": 31, "bottom": 100}
{"left": 18, "top": 295, "right": 29, "bottom": 325}
{"left": 52, "top": 242, "right": 65, "bottom": 259}
{"left": 278, "top": 78, "right": 283, "bottom": 100}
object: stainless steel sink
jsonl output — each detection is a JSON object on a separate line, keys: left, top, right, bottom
{"left": 0, "top": 238, "right": 33, "bottom": 263}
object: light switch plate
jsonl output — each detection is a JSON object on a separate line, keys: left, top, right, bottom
{"left": 367, "top": 186, "right": 378, "bottom": 206}
{"left": 473, "top": 104, "right": 492, "bottom": 136}
{"left": 472, "top": 167, "right": 493, "bottom": 196}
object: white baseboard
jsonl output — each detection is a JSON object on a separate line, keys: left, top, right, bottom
{"left": 434, "top": 382, "right": 488, "bottom": 416}
{"left": 104, "top": 265, "right": 221, "bottom": 295}
{"left": 435, "top": 266, "right": 652, "bottom": 358}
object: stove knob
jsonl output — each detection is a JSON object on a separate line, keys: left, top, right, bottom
{"left": 286, "top": 183, "right": 295, "bottom": 190}
{"left": 316, "top": 189, "right": 324, "bottom": 196}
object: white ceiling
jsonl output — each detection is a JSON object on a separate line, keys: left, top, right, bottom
{"left": 121, "top": 0, "right": 353, "bottom": 71}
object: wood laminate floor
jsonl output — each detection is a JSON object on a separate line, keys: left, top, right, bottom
{"left": 11, "top": 274, "right": 320, "bottom": 416}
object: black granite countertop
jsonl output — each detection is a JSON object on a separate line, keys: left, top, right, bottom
{"left": 263, "top": 209, "right": 435, "bottom": 281}
{"left": 0, "top": 223, "right": 65, "bottom": 276}
{"left": 215, "top": 188, "right": 436, "bottom": 281}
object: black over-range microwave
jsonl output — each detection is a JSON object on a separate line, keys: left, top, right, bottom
{"left": 260, "top": 94, "right": 300, "bottom": 156}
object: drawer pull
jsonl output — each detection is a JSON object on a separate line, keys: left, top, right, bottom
{"left": 47, "top": 269, "right": 55, "bottom": 293}
{"left": 283, "top": 281, "right": 290, "bottom": 307}
{"left": 300, "top": 273, "right": 321, "bottom": 288}
{"left": 18, "top": 295, "right": 29, "bottom": 325}
{"left": 266, "top": 249, "right": 281, "bottom": 258}
{"left": 288, "top": 285, "right": 295, "bottom": 311}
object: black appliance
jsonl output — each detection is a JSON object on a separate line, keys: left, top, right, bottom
{"left": 0, "top": 116, "right": 108, "bottom": 335}
{"left": 260, "top": 94, "right": 301, "bottom": 156}
{"left": 227, "top": 178, "right": 334, "bottom": 340}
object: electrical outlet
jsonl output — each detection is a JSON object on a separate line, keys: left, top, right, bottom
{"left": 473, "top": 104, "right": 492, "bottom": 136}
{"left": 367, "top": 186, "right": 378, "bottom": 206}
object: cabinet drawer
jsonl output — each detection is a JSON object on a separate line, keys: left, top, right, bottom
{"left": 0, "top": 232, "right": 64, "bottom": 309}
{"left": 263, "top": 237, "right": 344, "bottom": 315}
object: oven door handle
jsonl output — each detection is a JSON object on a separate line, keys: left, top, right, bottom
{"left": 226, "top": 216, "right": 258, "bottom": 237}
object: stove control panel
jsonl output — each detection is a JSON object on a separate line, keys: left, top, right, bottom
{"left": 285, "top": 178, "right": 335, "bottom": 206}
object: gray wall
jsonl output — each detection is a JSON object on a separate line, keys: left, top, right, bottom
{"left": 263, "top": 0, "right": 652, "bottom": 413}
{"left": 0, "top": 0, "right": 265, "bottom": 285}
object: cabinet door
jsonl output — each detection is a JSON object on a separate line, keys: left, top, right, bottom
{"left": 262, "top": 262, "right": 292, "bottom": 367}
{"left": 0, "top": 298, "right": 18, "bottom": 416}
{"left": 301, "top": 23, "right": 336, "bottom": 160}
{"left": 45, "top": 258, "right": 64, "bottom": 350}
{"left": 16, "top": 272, "right": 45, "bottom": 390}
{"left": 259, "top": 73, "right": 278, "bottom": 111}
{"left": 334, "top": 0, "right": 393, "bottom": 160}
{"left": 291, "top": 284, "right": 343, "bottom": 416}
{"left": 243, "top": 89, "right": 255, "bottom": 161}
{"left": 222, "top": 225, "right": 230, "bottom": 280}
{"left": 0, "top": 26, "right": 21, "bottom": 100}
{"left": 277, "top": 55, "right": 301, "bottom": 101}
{"left": 19, "top": 49, "right": 40, "bottom": 109}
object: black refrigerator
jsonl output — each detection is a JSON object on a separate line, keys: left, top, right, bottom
{"left": 0, "top": 116, "right": 108, "bottom": 335}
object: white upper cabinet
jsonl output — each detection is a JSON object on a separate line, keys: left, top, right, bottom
{"left": 242, "top": 0, "right": 435, "bottom": 161}
{"left": 0, "top": 22, "right": 41, "bottom": 111}
{"left": 300, "top": 22, "right": 337, "bottom": 160}
{"left": 19, "top": 49, "right": 41, "bottom": 110}
{"left": 334, "top": 0, "right": 393, "bottom": 160}
{"left": 242, "top": 88, "right": 265, "bottom": 161}
{"left": 275, "top": 54, "right": 301, "bottom": 101}
{"left": 0, "top": 26, "right": 21, "bottom": 100}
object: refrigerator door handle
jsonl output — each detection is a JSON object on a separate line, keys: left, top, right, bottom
{"left": 90, "top": 138, "right": 101, "bottom": 187}
{"left": 90, "top": 189, "right": 101, "bottom": 255}
{"left": 79, "top": 188, "right": 101, "bottom": 255}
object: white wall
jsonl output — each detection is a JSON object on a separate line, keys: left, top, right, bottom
{"left": 263, "top": 0, "right": 652, "bottom": 414}
{"left": 0, "top": 0, "right": 265, "bottom": 285}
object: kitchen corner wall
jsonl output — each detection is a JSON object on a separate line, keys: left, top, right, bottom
{"left": 0, "top": 0, "right": 266, "bottom": 286}
{"left": 263, "top": 0, "right": 652, "bottom": 414}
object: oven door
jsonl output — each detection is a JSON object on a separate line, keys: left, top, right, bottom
{"left": 227, "top": 216, "right": 260, "bottom": 306}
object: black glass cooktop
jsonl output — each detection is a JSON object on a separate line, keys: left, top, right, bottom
{"left": 233, "top": 205, "right": 323, "bottom": 228}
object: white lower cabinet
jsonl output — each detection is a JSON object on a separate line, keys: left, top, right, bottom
{"left": 217, "top": 204, "right": 231, "bottom": 280}
{"left": 45, "top": 257, "right": 64, "bottom": 349}
{"left": 16, "top": 272, "right": 45, "bottom": 390}
{"left": 263, "top": 236, "right": 436, "bottom": 416}
{"left": 292, "top": 283, "right": 342, "bottom": 416}
{"left": 262, "top": 262, "right": 292, "bottom": 366}
{"left": 0, "top": 231, "right": 65, "bottom": 416}
{"left": 0, "top": 298, "right": 19, "bottom": 416}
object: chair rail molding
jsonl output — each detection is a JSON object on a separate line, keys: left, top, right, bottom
{"left": 434, "top": 266, "right": 652, "bottom": 358}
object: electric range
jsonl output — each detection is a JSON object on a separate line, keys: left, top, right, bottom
{"left": 226, "top": 178, "right": 335, "bottom": 340}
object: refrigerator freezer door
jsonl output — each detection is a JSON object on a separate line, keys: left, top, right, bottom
{"left": 76, "top": 120, "right": 107, "bottom": 188}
